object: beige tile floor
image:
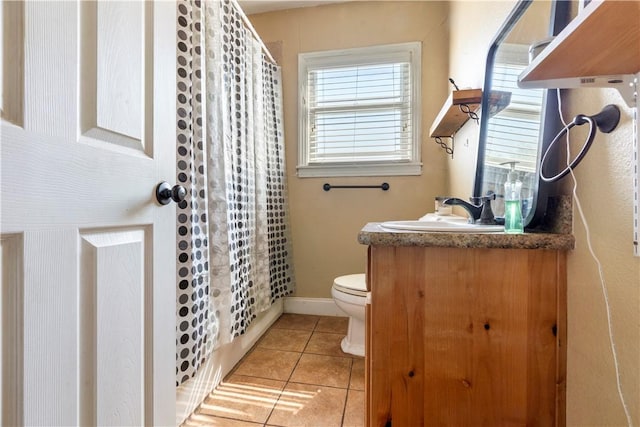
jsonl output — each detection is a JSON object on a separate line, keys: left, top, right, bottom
{"left": 182, "top": 314, "right": 364, "bottom": 427}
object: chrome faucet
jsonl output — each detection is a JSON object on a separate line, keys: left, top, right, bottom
{"left": 442, "top": 194, "right": 497, "bottom": 224}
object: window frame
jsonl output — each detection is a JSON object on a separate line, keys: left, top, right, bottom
{"left": 297, "top": 42, "right": 422, "bottom": 178}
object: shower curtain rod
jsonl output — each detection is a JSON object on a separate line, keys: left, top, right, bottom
{"left": 231, "top": 0, "right": 277, "bottom": 65}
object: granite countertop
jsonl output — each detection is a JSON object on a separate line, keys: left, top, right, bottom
{"left": 358, "top": 222, "right": 575, "bottom": 250}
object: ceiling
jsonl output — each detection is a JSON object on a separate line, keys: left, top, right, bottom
{"left": 238, "top": 0, "right": 348, "bottom": 15}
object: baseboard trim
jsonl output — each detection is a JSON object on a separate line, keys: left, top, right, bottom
{"left": 283, "top": 297, "right": 343, "bottom": 317}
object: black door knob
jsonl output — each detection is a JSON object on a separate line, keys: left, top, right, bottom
{"left": 156, "top": 182, "right": 187, "bottom": 205}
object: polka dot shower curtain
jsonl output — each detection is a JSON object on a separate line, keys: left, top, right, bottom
{"left": 176, "top": 0, "right": 295, "bottom": 386}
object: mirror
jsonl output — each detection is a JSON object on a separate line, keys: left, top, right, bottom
{"left": 474, "top": 0, "right": 570, "bottom": 227}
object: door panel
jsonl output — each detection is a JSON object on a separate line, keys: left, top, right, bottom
{"left": 1, "top": 1, "right": 176, "bottom": 425}
{"left": 80, "top": 229, "right": 148, "bottom": 426}
{"left": 95, "top": 2, "right": 144, "bottom": 141}
{"left": 0, "top": 234, "right": 24, "bottom": 427}
{"left": 24, "top": 1, "right": 77, "bottom": 139}
{"left": 80, "top": 1, "right": 151, "bottom": 153}
{"left": 0, "top": 0, "right": 24, "bottom": 126}
{"left": 22, "top": 229, "right": 78, "bottom": 426}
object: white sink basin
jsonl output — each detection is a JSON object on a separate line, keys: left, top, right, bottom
{"left": 380, "top": 220, "right": 504, "bottom": 233}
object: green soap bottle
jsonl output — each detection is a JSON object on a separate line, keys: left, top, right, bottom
{"left": 503, "top": 162, "right": 523, "bottom": 234}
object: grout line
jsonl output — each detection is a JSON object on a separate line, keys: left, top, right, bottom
{"left": 301, "top": 324, "right": 315, "bottom": 353}
{"left": 191, "top": 413, "right": 264, "bottom": 426}
{"left": 347, "top": 356, "right": 354, "bottom": 390}
{"left": 340, "top": 358, "right": 355, "bottom": 426}
{"left": 340, "top": 393, "right": 349, "bottom": 427}
{"left": 285, "top": 380, "right": 351, "bottom": 391}
{"left": 303, "top": 351, "right": 352, "bottom": 359}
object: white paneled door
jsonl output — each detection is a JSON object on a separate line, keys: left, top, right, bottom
{"left": 1, "top": 1, "right": 176, "bottom": 426}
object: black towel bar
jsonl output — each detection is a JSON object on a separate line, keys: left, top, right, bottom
{"left": 323, "top": 182, "right": 390, "bottom": 191}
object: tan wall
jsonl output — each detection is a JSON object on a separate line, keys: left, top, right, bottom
{"left": 562, "top": 89, "right": 639, "bottom": 426}
{"left": 448, "top": 1, "right": 640, "bottom": 425}
{"left": 249, "top": 1, "right": 450, "bottom": 298}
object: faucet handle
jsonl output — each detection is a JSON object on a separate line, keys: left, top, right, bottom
{"left": 470, "top": 193, "right": 496, "bottom": 205}
{"left": 472, "top": 193, "right": 497, "bottom": 225}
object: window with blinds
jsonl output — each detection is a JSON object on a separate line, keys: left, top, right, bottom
{"left": 297, "top": 43, "right": 422, "bottom": 177}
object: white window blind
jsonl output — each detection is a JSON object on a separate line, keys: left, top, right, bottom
{"left": 308, "top": 62, "right": 411, "bottom": 163}
{"left": 298, "top": 43, "right": 422, "bottom": 177}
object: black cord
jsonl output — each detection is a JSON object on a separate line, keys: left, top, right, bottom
{"left": 448, "top": 78, "right": 460, "bottom": 91}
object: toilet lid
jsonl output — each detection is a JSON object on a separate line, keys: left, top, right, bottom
{"left": 333, "top": 274, "right": 367, "bottom": 297}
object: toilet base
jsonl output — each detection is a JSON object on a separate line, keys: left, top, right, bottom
{"left": 340, "top": 316, "right": 365, "bottom": 357}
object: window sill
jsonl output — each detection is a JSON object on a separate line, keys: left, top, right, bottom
{"left": 296, "top": 162, "right": 422, "bottom": 178}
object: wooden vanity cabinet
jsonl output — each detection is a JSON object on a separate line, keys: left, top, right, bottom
{"left": 365, "top": 245, "right": 567, "bottom": 427}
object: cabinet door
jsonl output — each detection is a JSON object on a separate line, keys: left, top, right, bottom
{"left": 367, "top": 246, "right": 566, "bottom": 427}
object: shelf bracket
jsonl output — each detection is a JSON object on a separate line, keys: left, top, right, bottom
{"left": 434, "top": 136, "right": 454, "bottom": 159}
{"left": 519, "top": 74, "right": 637, "bottom": 107}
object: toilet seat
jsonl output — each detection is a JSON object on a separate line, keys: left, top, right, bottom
{"left": 333, "top": 273, "right": 367, "bottom": 297}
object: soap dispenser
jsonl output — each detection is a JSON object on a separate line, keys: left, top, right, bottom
{"left": 503, "top": 162, "right": 523, "bottom": 234}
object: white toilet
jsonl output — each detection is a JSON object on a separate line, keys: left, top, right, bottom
{"left": 331, "top": 273, "right": 369, "bottom": 357}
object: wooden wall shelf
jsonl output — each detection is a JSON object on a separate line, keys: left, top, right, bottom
{"left": 429, "top": 89, "right": 482, "bottom": 138}
{"left": 520, "top": 0, "right": 640, "bottom": 84}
